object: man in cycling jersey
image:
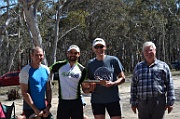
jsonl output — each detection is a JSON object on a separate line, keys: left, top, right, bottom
{"left": 50, "top": 45, "right": 87, "bottom": 119}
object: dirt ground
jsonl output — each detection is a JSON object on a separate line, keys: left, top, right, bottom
{"left": 0, "top": 71, "right": 180, "bottom": 119}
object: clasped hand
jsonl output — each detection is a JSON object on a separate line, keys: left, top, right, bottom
{"left": 99, "top": 80, "right": 115, "bottom": 87}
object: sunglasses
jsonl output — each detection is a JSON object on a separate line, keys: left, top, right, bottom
{"left": 94, "top": 45, "right": 104, "bottom": 49}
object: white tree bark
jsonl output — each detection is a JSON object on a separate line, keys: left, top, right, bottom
{"left": 0, "top": 17, "right": 18, "bottom": 55}
{"left": 19, "top": 0, "right": 42, "bottom": 47}
{"left": 52, "top": 0, "right": 62, "bottom": 64}
{"left": 51, "top": 0, "right": 79, "bottom": 64}
{"left": 19, "top": 0, "right": 48, "bottom": 65}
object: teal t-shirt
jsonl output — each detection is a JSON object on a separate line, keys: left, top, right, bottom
{"left": 19, "top": 64, "right": 50, "bottom": 110}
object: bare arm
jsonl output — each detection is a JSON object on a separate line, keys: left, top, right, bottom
{"left": 20, "top": 83, "right": 43, "bottom": 116}
{"left": 82, "top": 72, "right": 125, "bottom": 91}
{"left": 43, "top": 81, "right": 52, "bottom": 117}
{"left": 46, "top": 70, "right": 53, "bottom": 102}
{"left": 46, "top": 81, "right": 52, "bottom": 105}
{"left": 101, "top": 72, "right": 125, "bottom": 87}
{"left": 113, "top": 72, "right": 126, "bottom": 86}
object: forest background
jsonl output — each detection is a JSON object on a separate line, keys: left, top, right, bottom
{"left": 0, "top": 0, "right": 180, "bottom": 75}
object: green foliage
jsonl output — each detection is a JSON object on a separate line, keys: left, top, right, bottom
{"left": 1, "top": 0, "right": 180, "bottom": 73}
{"left": 68, "top": 10, "right": 89, "bottom": 28}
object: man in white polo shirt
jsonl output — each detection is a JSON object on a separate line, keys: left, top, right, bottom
{"left": 50, "top": 45, "right": 87, "bottom": 119}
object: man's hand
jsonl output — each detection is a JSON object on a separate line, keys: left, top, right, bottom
{"left": 82, "top": 82, "right": 96, "bottom": 93}
{"left": 131, "top": 106, "right": 137, "bottom": 114}
{"left": 99, "top": 80, "right": 106, "bottom": 86}
{"left": 165, "top": 106, "right": 173, "bottom": 114}
{"left": 99, "top": 80, "right": 115, "bottom": 87}
{"left": 34, "top": 109, "right": 43, "bottom": 117}
{"left": 43, "top": 107, "right": 50, "bottom": 117}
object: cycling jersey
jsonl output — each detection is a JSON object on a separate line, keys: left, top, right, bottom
{"left": 50, "top": 60, "right": 87, "bottom": 100}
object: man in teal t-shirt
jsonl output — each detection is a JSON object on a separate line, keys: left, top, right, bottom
{"left": 19, "top": 46, "right": 52, "bottom": 119}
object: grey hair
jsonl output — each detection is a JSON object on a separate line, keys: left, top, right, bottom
{"left": 142, "top": 41, "right": 156, "bottom": 51}
{"left": 31, "top": 46, "right": 43, "bottom": 54}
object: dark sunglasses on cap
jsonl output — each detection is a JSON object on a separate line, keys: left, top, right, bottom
{"left": 94, "top": 45, "right": 104, "bottom": 49}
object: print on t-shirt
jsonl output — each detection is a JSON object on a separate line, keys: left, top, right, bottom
{"left": 94, "top": 67, "right": 113, "bottom": 81}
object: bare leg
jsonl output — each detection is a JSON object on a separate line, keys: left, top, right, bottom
{"left": 111, "top": 116, "right": 121, "bottom": 119}
{"left": 94, "top": 114, "right": 105, "bottom": 119}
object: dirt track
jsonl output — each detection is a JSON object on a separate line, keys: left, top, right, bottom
{"left": 0, "top": 72, "right": 180, "bottom": 119}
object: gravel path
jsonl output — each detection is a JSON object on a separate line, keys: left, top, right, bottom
{"left": 0, "top": 72, "right": 180, "bottom": 119}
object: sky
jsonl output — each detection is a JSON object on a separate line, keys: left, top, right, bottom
{"left": 0, "top": 0, "right": 58, "bottom": 15}
{"left": 0, "top": 0, "right": 18, "bottom": 15}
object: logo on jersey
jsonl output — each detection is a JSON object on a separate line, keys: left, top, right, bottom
{"left": 61, "top": 72, "right": 80, "bottom": 78}
{"left": 94, "top": 67, "right": 112, "bottom": 81}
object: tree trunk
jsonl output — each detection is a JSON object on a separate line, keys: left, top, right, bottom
{"left": 19, "top": 0, "right": 48, "bottom": 65}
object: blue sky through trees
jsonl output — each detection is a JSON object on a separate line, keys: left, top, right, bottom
{"left": 0, "top": 0, "right": 58, "bottom": 15}
{"left": 0, "top": 0, "right": 17, "bottom": 15}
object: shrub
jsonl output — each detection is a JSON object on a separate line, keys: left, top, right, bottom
{"left": 7, "top": 89, "right": 21, "bottom": 100}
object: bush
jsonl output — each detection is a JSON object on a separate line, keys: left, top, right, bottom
{"left": 7, "top": 89, "right": 20, "bottom": 100}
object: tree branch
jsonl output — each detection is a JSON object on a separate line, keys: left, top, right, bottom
{"left": 59, "top": 24, "right": 80, "bottom": 40}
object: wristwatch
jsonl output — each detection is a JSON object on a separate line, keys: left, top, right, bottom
{"left": 47, "top": 103, "right": 52, "bottom": 108}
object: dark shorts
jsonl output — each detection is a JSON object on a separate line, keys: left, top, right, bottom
{"left": 57, "top": 98, "right": 83, "bottom": 119}
{"left": 92, "top": 101, "right": 121, "bottom": 118}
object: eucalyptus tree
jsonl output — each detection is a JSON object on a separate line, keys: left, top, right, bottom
{"left": 139, "top": 0, "right": 180, "bottom": 64}
{"left": 18, "top": 0, "right": 43, "bottom": 46}
{"left": 0, "top": 17, "right": 19, "bottom": 73}
{"left": 121, "top": 0, "right": 180, "bottom": 67}
{"left": 73, "top": 0, "right": 141, "bottom": 70}
{"left": 1, "top": 0, "right": 180, "bottom": 74}
{"left": 0, "top": 0, "right": 24, "bottom": 73}
{"left": 18, "top": 0, "right": 50, "bottom": 66}
{"left": 50, "top": 0, "right": 81, "bottom": 64}
{"left": 55, "top": 0, "right": 141, "bottom": 70}
{"left": 159, "top": 0, "right": 180, "bottom": 63}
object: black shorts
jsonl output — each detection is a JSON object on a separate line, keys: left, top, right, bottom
{"left": 57, "top": 98, "right": 83, "bottom": 119}
{"left": 23, "top": 109, "right": 34, "bottom": 118}
{"left": 92, "top": 101, "right": 121, "bottom": 118}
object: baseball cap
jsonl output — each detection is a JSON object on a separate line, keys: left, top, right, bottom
{"left": 67, "top": 45, "right": 80, "bottom": 52}
{"left": 92, "top": 38, "right": 106, "bottom": 47}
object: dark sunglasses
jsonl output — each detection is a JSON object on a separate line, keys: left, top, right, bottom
{"left": 94, "top": 45, "right": 104, "bottom": 49}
